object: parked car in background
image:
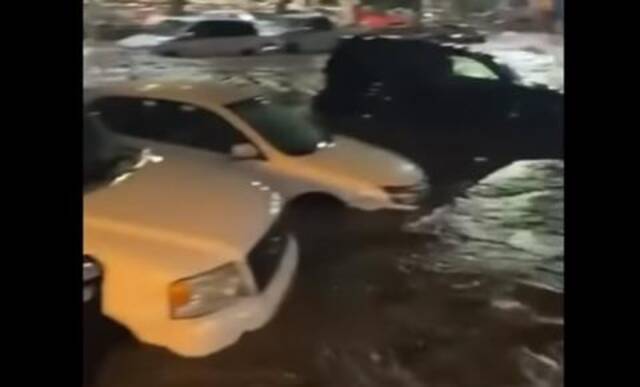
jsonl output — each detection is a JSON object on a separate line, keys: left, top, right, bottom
{"left": 118, "top": 18, "right": 281, "bottom": 57}
{"left": 275, "top": 13, "right": 342, "bottom": 53}
{"left": 118, "top": 15, "right": 210, "bottom": 48}
{"left": 86, "top": 80, "right": 429, "bottom": 212}
{"left": 83, "top": 110, "right": 298, "bottom": 357}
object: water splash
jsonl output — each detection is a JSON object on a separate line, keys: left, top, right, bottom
{"left": 407, "top": 160, "right": 564, "bottom": 291}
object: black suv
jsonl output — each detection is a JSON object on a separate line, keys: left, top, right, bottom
{"left": 315, "top": 36, "right": 562, "bottom": 128}
{"left": 313, "top": 36, "right": 563, "bottom": 183}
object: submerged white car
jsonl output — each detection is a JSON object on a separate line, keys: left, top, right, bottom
{"left": 275, "top": 13, "right": 343, "bottom": 53}
{"left": 86, "top": 80, "right": 429, "bottom": 212}
{"left": 83, "top": 112, "right": 298, "bottom": 357}
{"left": 118, "top": 17, "right": 281, "bottom": 57}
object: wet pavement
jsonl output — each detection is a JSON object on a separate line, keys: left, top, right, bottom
{"left": 84, "top": 34, "right": 563, "bottom": 387}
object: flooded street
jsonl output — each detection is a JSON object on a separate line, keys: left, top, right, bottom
{"left": 85, "top": 33, "right": 563, "bottom": 387}
{"left": 88, "top": 159, "right": 563, "bottom": 387}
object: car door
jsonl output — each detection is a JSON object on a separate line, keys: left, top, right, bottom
{"left": 179, "top": 20, "right": 261, "bottom": 56}
{"left": 436, "top": 54, "right": 517, "bottom": 128}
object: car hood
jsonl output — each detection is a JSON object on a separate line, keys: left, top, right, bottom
{"left": 296, "top": 135, "right": 424, "bottom": 186}
{"left": 84, "top": 140, "right": 279, "bottom": 275}
{"left": 117, "top": 33, "right": 174, "bottom": 48}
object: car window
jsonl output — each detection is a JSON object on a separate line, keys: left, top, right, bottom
{"left": 450, "top": 55, "right": 500, "bottom": 80}
{"left": 188, "top": 20, "right": 258, "bottom": 38}
{"left": 228, "top": 97, "right": 333, "bottom": 156}
{"left": 149, "top": 20, "right": 191, "bottom": 35}
{"left": 90, "top": 97, "right": 245, "bottom": 154}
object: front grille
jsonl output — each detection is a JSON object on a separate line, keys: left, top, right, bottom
{"left": 247, "top": 216, "right": 288, "bottom": 291}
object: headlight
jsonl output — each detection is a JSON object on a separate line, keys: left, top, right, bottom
{"left": 169, "top": 263, "right": 252, "bottom": 319}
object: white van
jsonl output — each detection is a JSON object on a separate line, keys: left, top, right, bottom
{"left": 85, "top": 80, "right": 429, "bottom": 212}
{"left": 83, "top": 112, "right": 298, "bottom": 357}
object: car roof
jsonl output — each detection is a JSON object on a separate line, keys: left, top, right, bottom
{"left": 85, "top": 79, "right": 261, "bottom": 108}
{"left": 159, "top": 15, "right": 208, "bottom": 23}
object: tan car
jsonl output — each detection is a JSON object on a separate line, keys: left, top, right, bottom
{"left": 84, "top": 112, "right": 298, "bottom": 357}
{"left": 86, "top": 79, "right": 429, "bottom": 212}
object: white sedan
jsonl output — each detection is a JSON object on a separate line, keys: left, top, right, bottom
{"left": 86, "top": 79, "right": 429, "bottom": 212}
{"left": 84, "top": 111, "right": 297, "bottom": 357}
{"left": 118, "top": 17, "right": 281, "bottom": 57}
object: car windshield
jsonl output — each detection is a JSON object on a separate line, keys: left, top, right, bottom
{"left": 228, "top": 97, "right": 333, "bottom": 156}
{"left": 148, "top": 20, "right": 192, "bottom": 35}
{"left": 84, "top": 112, "right": 141, "bottom": 192}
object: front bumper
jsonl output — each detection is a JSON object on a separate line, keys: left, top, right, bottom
{"left": 350, "top": 186, "right": 429, "bottom": 212}
{"left": 382, "top": 180, "right": 431, "bottom": 211}
{"left": 160, "top": 236, "right": 299, "bottom": 358}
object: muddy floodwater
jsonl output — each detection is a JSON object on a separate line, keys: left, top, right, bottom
{"left": 88, "top": 160, "right": 563, "bottom": 387}
{"left": 85, "top": 34, "right": 563, "bottom": 387}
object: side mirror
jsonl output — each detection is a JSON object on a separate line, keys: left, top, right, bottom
{"left": 231, "top": 143, "right": 260, "bottom": 160}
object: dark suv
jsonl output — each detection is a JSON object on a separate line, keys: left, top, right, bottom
{"left": 315, "top": 36, "right": 562, "bottom": 128}
{"left": 313, "top": 36, "right": 563, "bottom": 183}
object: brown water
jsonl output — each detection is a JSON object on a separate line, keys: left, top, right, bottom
{"left": 85, "top": 41, "right": 563, "bottom": 387}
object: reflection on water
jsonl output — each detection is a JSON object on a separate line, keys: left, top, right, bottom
{"left": 394, "top": 159, "right": 564, "bottom": 387}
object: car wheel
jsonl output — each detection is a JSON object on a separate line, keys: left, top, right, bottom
{"left": 241, "top": 49, "right": 256, "bottom": 56}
